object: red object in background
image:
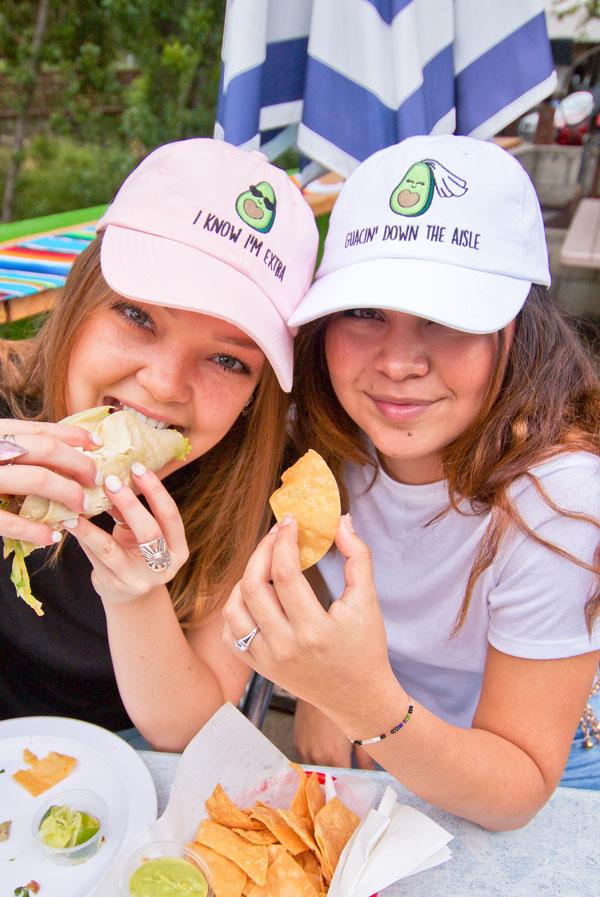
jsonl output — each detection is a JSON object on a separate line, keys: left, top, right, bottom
{"left": 556, "top": 120, "right": 589, "bottom": 144}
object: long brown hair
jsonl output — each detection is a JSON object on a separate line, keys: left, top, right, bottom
{"left": 0, "top": 236, "right": 288, "bottom": 625}
{"left": 292, "top": 286, "right": 600, "bottom": 633}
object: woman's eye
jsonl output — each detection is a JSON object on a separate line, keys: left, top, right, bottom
{"left": 213, "top": 354, "right": 249, "bottom": 374}
{"left": 113, "top": 302, "right": 154, "bottom": 330}
{"left": 343, "top": 308, "right": 383, "bottom": 320}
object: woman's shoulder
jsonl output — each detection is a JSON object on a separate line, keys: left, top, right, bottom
{"left": 512, "top": 450, "right": 600, "bottom": 516}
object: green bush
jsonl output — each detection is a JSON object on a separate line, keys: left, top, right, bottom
{"left": 11, "top": 135, "right": 138, "bottom": 220}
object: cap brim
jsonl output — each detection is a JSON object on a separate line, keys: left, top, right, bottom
{"left": 101, "top": 225, "right": 292, "bottom": 391}
{"left": 288, "top": 257, "right": 531, "bottom": 333}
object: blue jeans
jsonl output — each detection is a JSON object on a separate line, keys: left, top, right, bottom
{"left": 116, "top": 725, "right": 153, "bottom": 751}
{"left": 559, "top": 689, "right": 600, "bottom": 790}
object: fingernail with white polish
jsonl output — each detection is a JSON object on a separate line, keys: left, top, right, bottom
{"left": 51, "top": 530, "right": 63, "bottom": 542}
{"left": 63, "top": 517, "right": 78, "bottom": 529}
{"left": 345, "top": 513, "right": 355, "bottom": 534}
{"left": 94, "top": 470, "right": 103, "bottom": 487}
{"left": 280, "top": 514, "right": 294, "bottom": 527}
{"left": 105, "top": 475, "right": 122, "bottom": 493}
{"left": 83, "top": 493, "right": 93, "bottom": 512}
{"left": 131, "top": 461, "right": 147, "bottom": 477}
{"left": 91, "top": 433, "right": 103, "bottom": 446}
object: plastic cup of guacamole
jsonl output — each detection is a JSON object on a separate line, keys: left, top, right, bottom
{"left": 123, "top": 841, "right": 214, "bottom": 897}
{"left": 32, "top": 788, "right": 108, "bottom": 865}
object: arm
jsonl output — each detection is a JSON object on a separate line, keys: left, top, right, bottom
{"left": 222, "top": 515, "right": 599, "bottom": 830}
{"left": 67, "top": 465, "right": 251, "bottom": 752}
{"left": 105, "top": 597, "right": 251, "bottom": 751}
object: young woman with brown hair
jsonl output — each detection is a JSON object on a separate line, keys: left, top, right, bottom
{"left": 222, "top": 136, "right": 600, "bottom": 829}
{"left": 0, "top": 138, "right": 317, "bottom": 751}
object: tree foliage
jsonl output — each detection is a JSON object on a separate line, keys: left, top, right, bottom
{"left": 0, "top": 0, "right": 226, "bottom": 220}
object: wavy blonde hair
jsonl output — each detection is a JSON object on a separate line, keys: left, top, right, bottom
{"left": 291, "top": 286, "right": 600, "bottom": 634}
{"left": 0, "top": 236, "right": 288, "bottom": 625}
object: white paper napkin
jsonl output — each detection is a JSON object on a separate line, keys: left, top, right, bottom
{"left": 329, "top": 787, "right": 453, "bottom": 897}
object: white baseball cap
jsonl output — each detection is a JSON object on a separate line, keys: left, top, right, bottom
{"left": 99, "top": 139, "right": 318, "bottom": 392}
{"left": 288, "top": 135, "right": 550, "bottom": 332}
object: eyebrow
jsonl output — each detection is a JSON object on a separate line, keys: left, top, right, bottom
{"left": 211, "top": 332, "right": 262, "bottom": 352}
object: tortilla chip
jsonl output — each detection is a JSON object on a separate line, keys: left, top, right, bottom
{"left": 190, "top": 843, "right": 247, "bottom": 897}
{"left": 314, "top": 798, "right": 360, "bottom": 884}
{"left": 206, "top": 784, "right": 263, "bottom": 831}
{"left": 245, "top": 846, "right": 321, "bottom": 897}
{"left": 12, "top": 749, "right": 77, "bottom": 797}
{"left": 306, "top": 772, "right": 326, "bottom": 825}
{"left": 194, "top": 820, "right": 268, "bottom": 887}
{"left": 233, "top": 828, "right": 278, "bottom": 845}
{"left": 296, "top": 849, "right": 325, "bottom": 893}
{"left": 289, "top": 763, "right": 310, "bottom": 821}
{"left": 269, "top": 450, "right": 341, "bottom": 569}
{"left": 249, "top": 805, "right": 307, "bottom": 855}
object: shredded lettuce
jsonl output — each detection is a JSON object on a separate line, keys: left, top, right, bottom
{"left": 176, "top": 436, "right": 192, "bottom": 461}
{"left": 3, "top": 538, "right": 43, "bottom": 616}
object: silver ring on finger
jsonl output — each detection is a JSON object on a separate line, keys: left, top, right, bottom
{"left": 234, "top": 626, "right": 259, "bottom": 652}
{"left": 0, "top": 435, "right": 27, "bottom": 466}
{"left": 138, "top": 535, "right": 172, "bottom": 572}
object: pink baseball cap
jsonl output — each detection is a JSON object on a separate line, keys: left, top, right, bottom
{"left": 98, "top": 138, "right": 318, "bottom": 391}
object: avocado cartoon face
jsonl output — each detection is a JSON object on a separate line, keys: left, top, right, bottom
{"left": 390, "top": 162, "right": 434, "bottom": 217}
{"left": 236, "top": 181, "right": 276, "bottom": 232}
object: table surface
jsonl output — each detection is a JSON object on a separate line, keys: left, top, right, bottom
{"left": 138, "top": 750, "right": 594, "bottom": 897}
{"left": 559, "top": 196, "right": 600, "bottom": 269}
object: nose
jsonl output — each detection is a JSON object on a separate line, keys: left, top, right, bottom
{"left": 135, "top": 347, "right": 193, "bottom": 405}
{"left": 372, "top": 323, "right": 429, "bottom": 381}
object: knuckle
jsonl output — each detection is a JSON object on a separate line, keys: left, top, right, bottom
{"left": 36, "top": 435, "right": 54, "bottom": 455}
{"left": 271, "top": 642, "right": 293, "bottom": 664}
{"left": 8, "top": 515, "right": 28, "bottom": 540}
{"left": 240, "top": 576, "right": 260, "bottom": 604}
{"left": 29, "top": 467, "right": 50, "bottom": 492}
{"left": 97, "top": 539, "right": 117, "bottom": 562}
{"left": 272, "top": 562, "right": 296, "bottom": 586}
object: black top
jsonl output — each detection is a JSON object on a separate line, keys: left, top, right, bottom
{"left": 0, "top": 399, "right": 195, "bottom": 731}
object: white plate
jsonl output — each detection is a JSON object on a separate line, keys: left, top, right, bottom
{"left": 0, "top": 716, "right": 157, "bottom": 897}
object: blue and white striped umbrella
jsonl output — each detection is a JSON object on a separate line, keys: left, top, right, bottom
{"left": 216, "top": 0, "right": 557, "bottom": 180}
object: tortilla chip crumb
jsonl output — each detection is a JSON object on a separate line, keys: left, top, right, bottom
{"left": 12, "top": 749, "right": 77, "bottom": 797}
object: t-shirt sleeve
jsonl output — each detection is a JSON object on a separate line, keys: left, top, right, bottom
{"left": 487, "top": 455, "right": 600, "bottom": 659}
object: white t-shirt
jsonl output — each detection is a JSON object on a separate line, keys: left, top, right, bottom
{"left": 318, "top": 452, "right": 600, "bottom": 727}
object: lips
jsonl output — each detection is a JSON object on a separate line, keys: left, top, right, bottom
{"left": 103, "top": 396, "right": 183, "bottom": 432}
{"left": 368, "top": 394, "right": 438, "bottom": 423}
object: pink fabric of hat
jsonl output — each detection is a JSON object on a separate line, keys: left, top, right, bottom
{"left": 98, "top": 138, "right": 318, "bottom": 391}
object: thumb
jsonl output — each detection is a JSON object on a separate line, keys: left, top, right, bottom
{"left": 334, "top": 514, "right": 376, "bottom": 596}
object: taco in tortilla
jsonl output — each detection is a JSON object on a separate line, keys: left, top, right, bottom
{"left": 3, "top": 406, "right": 191, "bottom": 615}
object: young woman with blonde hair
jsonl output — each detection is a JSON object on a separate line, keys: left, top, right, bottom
{"left": 0, "top": 138, "right": 317, "bottom": 751}
{"left": 223, "top": 136, "right": 600, "bottom": 829}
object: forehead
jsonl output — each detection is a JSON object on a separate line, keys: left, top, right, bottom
{"left": 141, "top": 302, "right": 263, "bottom": 352}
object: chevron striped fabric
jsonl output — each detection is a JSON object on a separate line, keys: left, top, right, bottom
{"left": 216, "top": 0, "right": 557, "bottom": 177}
{"left": 0, "top": 225, "right": 96, "bottom": 301}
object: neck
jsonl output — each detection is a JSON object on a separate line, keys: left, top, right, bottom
{"left": 378, "top": 452, "right": 445, "bottom": 485}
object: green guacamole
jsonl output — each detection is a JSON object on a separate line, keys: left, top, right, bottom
{"left": 129, "top": 857, "right": 209, "bottom": 897}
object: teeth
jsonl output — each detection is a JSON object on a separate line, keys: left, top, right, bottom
{"left": 122, "top": 404, "right": 171, "bottom": 430}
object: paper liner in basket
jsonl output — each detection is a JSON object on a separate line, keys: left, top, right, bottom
{"left": 94, "top": 703, "right": 452, "bottom": 896}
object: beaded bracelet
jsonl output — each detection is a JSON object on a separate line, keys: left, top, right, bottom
{"left": 351, "top": 703, "right": 414, "bottom": 746}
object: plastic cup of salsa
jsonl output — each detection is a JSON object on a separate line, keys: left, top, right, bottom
{"left": 123, "top": 840, "right": 214, "bottom": 897}
{"left": 32, "top": 788, "right": 108, "bottom": 865}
